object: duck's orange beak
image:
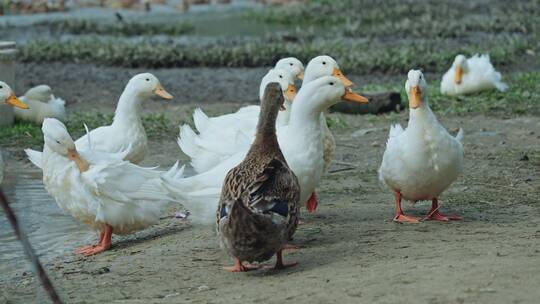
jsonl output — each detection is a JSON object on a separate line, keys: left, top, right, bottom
{"left": 6, "top": 94, "right": 29, "bottom": 109}
{"left": 341, "top": 88, "right": 369, "bottom": 103}
{"left": 153, "top": 84, "right": 173, "bottom": 100}
{"left": 409, "top": 86, "right": 422, "bottom": 109}
{"left": 67, "top": 148, "right": 89, "bottom": 172}
{"left": 284, "top": 83, "right": 297, "bottom": 103}
{"left": 332, "top": 67, "right": 354, "bottom": 87}
{"left": 454, "top": 66, "right": 463, "bottom": 84}
{"left": 297, "top": 70, "right": 304, "bottom": 81}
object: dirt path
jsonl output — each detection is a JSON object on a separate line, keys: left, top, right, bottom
{"left": 2, "top": 101, "right": 539, "bottom": 303}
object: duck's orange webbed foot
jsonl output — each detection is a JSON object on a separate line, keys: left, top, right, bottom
{"left": 393, "top": 191, "right": 421, "bottom": 224}
{"left": 264, "top": 250, "right": 297, "bottom": 270}
{"left": 306, "top": 192, "right": 318, "bottom": 213}
{"left": 77, "top": 224, "right": 113, "bottom": 256}
{"left": 223, "top": 259, "right": 260, "bottom": 272}
{"left": 393, "top": 213, "right": 421, "bottom": 224}
{"left": 424, "top": 199, "right": 462, "bottom": 222}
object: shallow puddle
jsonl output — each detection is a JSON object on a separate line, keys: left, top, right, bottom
{"left": 0, "top": 161, "right": 92, "bottom": 283}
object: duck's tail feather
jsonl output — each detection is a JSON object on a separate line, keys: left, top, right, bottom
{"left": 161, "top": 174, "right": 219, "bottom": 225}
{"left": 46, "top": 96, "right": 67, "bottom": 121}
{"left": 25, "top": 149, "right": 43, "bottom": 170}
{"left": 193, "top": 108, "right": 210, "bottom": 133}
{"left": 178, "top": 124, "right": 199, "bottom": 158}
{"left": 456, "top": 128, "right": 464, "bottom": 143}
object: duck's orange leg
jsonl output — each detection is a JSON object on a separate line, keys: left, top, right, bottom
{"left": 393, "top": 191, "right": 420, "bottom": 223}
{"left": 272, "top": 250, "right": 297, "bottom": 270}
{"left": 75, "top": 230, "right": 106, "bottom": 254}
{"left": 424, "top": 198, "right": 462, "bottom": 222}
{"left": 78, "top": 224, "right": 113, "bottom": 256}
{"left": 306, "top": 192, "right": 318, "bottom": 213}
{"left": 223, "top": 259, "right": 260, "bottom": 272}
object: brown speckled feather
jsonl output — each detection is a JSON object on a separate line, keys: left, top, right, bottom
{"left": 216, "top": 83, "right": 300, "bottom": 263}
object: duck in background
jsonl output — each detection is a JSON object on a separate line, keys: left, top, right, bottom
{"left": 27, "top": 118, "right": 183, "bottom": 256}
{"left": 179, "top": 68, "right": 297, "bottom": 174}
{"left": 164, "top": 76, "right": 367, "bottom": 224}
{"left": 274, "top": 57, "right": 305, "bottom": 80}
{"left": 218, "top": 82, "right": 300, "bottom": 272}
{"left": 14, "top": 85, "right": 66, "bottom": 124}
{"left": 441, "top": 54, "right": 508, "bottom": 95}
{"left": 0, "top": 81, "right": 29, "bottom": 184}
{"left": 379, "top": 70, "right": 464, "bottom": 223}
{"left": 180, "top": 57, "right": 303, "bottom": 174}
{"left": 25, "top": 73, "right": 173, "bottom": 169}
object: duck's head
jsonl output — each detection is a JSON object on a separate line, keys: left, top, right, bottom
{"left": 405, "top": 69, "right": 428, "bottom": 110}
{"left": 260, "top": 68, "right": 296, "bottom": 108}
{"left": 0, "top": 81, "right": 28, "bottom": 109}
{"left": 275, "top": 57, "right": 305, "bottom": 80}
{"left": 452, "top": 54, "right": 468, "bottom": 85}
{"left": 42, "top": 118, "right": 76, "bottom": 156}
{"left": 299, "top": 76, "right": 368, "bottom": 112}
{"left": 303, "top": 55, "right": 354, "bottom": 88}
{"left": 126, "top": 73, "right": 173, "bottom": 100}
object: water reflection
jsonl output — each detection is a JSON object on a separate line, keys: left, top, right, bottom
{"left": 0, "top": 161, "right": 92, "bottom": 284}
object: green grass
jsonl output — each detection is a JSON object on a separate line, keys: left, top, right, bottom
{"left": 247, "top": 0, "right": 538, "bottom": 39}
{"left": 34, "top": 19, "right": 195, "bottom": 36}
{"left": 362, "top": 71, "right": 540, "bottom": 116}
{"left": 0, "top": 112, "right": 178, "bottom": 149}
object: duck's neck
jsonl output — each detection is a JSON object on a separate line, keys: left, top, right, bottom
{"left": 408, "top": 99, "right": 438, "bottom": 129}
{"left": 249, "top": 110, "right": 282, "bottom": 157}
{"left": 288, "top": 95, "right": 323, "bottom": 133}
{"left": 112, "top": 89, "right": 144, "bottom": 127}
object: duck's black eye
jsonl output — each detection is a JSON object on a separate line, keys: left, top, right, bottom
{"left": 322, "top": 61, "right": 326, "bottom": 65}
{"left": 146, "top": 78, "right": 150, "bottom": 82}
{"left": 56, "top": 140, "right": 61, "bottom": 144}
{"left": 279, "top": 75, "right": 283, "bottom": 78}
{"left": 289, "top": 63, "right": 293, "bottom": 66}
{"left": 0, "top": 85, "right": 3, "bottom": 89}
{"left": 329, "top": 82, "right": 334, "bottom": 85}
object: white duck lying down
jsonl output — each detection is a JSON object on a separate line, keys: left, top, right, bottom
{"left": 441, "top": 54, "right": 508, "bottom": 95}
{"left": 14, "top": 85, "right": 66, "bottom": 124}
{"left": 379, "top": 70, "right": 464, "bottom": 223}
{"left": 27, "top": 118, "right": 183, "bottom": 256}
{"left": 0, "top": 82, "right": 29, "bottom": 184}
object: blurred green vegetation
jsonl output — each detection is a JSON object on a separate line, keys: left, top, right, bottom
{"left": 18, "top": 0, "right": 539, "bottom": 73}
{"left": 0, "top": 113, "right": 177, "bottom": 149}
{"left": 19, "top": 36, "right": 530, "bottom": 73}
{"left": 35, "top": 19, "right": 195, "bottom": 36}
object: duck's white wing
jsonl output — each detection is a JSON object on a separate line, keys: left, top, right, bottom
{"left": 178, "top": 107, "right": 257, "bottom": 173}
{"left": 25, "top": 149, "right": 43, "bottom": 169}
{"left": 163, "top": 150, "right": 245, "bottom": 224}
{"left": 75, "top": 125, "right": 117, "bottom": 152}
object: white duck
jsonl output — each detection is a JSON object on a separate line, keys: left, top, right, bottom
{"left": 275, "top": 57, "right": 305, "bottom": 80}
{"left": 379, "top": 70, "right": 464, "bottom": 223}
{"left": 441, "top": 54, "right": 508, "bottom": 95}
{"left": 178, "top": 55, "right": 360, "bottom": 212}
{"left": 25, "top": 73, "right": 173, "bottom": 169}
{"left": 164, "top": 76, "right": 368, "bottom": 222}
{"left": 14, "top": 85, "right": 66, "bottom": 124}
{"left": 179, "top": 68, "right": 297, "bottom": 173}
{"left": 27, "top": 118, "right": 183, "bottom": 256}
{"left": 0, "top": 82, "right": 29, "bottom": 183}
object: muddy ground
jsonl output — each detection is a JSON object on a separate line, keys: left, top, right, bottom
{"left": 1, "top": 63, "right": 540, "bottom": 304}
